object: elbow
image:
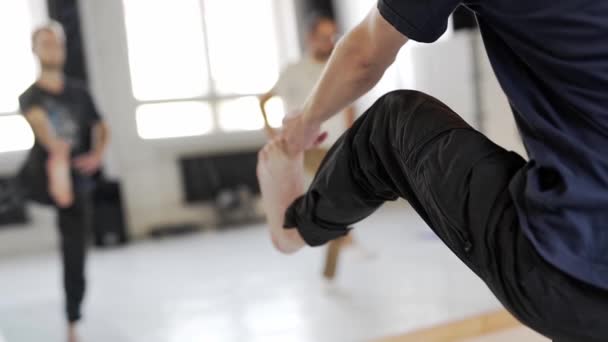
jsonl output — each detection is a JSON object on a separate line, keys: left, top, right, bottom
{"left": 337, "top": 36, "right": 391, "bottom": 85}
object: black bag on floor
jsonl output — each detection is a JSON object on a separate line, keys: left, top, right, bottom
{"left": 92, "top": 180, "right": 129, "bottom": 247}
{"left": 0, "top": 177, "right": 28, "bottom": 226}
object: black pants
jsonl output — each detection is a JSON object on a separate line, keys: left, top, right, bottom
{"left": 285, "top": 90, "right": 608, "bottom": 341}
{"left": 57, "top": 196, "right": 90, "bottom": 323}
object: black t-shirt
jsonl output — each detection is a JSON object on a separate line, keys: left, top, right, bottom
{"left": 378, "top": 0, "right": 608, "bottom": 290}
{"left": 18, "top": 79, "right": 101, "bottom": 204}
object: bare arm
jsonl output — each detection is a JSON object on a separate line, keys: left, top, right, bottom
{"left": 303, "top": 8, "right": 407, "bottom": 125}
{"left": 24, "top": 106, "right": 69, "bottom": 155}
{"left": 282, "top": 7, "right": 408, "bottom": 153}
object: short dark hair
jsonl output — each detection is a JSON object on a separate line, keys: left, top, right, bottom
{"left": 31, "top": 21, "right": 65, "bottom": 48}
{"left": 305, "top": 12, "right": 335, "bottom": 35}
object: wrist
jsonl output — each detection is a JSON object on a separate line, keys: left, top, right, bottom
{"left": 301, "top": 106, "right": 322, "bottom": 128}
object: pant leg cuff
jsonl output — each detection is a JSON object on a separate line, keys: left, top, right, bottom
{"left": 284, "top": 195, "right": 350, "bottom": 247}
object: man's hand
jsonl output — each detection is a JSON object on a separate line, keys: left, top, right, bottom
{"left": 279, "top": 7, "right": 407, "bottom": 156}
{"left": 72, "top": 151, "right": 102, "bottom": 175}
{"left": 281, "top": 113, "right": 328, "bottom": 155}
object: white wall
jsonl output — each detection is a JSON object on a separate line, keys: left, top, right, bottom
{"left": 409, "top": 32, "right": 477, "bottom": 127}
{"left": 474, "top": 36, "right": 527, "bottom": 156}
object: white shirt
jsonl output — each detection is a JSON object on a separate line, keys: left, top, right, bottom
{"left": 272, "top": 58, "right": 348, "bottom": 148}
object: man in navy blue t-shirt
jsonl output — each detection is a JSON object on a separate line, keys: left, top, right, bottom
{"left": 256, "top": 1, "right": 608, "bottom": 340}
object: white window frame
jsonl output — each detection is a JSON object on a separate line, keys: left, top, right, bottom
{"left": 124, "top": 0, "right": 300, "bottom": 139}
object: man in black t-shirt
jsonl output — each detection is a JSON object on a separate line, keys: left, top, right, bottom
{"left": 19, "top": 21, "right": 109, "bottom": 342}
{"left": 258, "top": 2, "right": 608, "bottom": 341}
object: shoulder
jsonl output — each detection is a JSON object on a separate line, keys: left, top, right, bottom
{"left": 19, "top": 84, "right": 42, "bottom": 109}
{"left": 19, "top": 84, "right": 40, "bottom": 102}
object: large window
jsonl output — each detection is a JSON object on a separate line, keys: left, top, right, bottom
{"left": 123, "top": 0, "right": 297, "bottom": 139}
{"left": 0, "top": 1, "right": 37, "bottom": 152}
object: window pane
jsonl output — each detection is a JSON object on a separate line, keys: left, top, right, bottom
{"left": 0, "top": 115, "right": 35, "bottom": 153}
{"left": 0, "top": 1, "right": 37, "bottom": 113}
{"left": 264, "top": 96, "right": 285, "bottom": 128}
{"left": 204, "top": 0, "right": 280, "bottom": 95}
{"left": 136, "top": 102, "right": 213, "bottom": 139}
{"left": 218, "top": 97, "right": 265, "bottom": 132}
{"left": 123, "top": 0, "right": 209, "bottom": 101}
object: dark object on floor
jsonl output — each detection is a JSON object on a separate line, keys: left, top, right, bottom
{"left": 92, "top": 180, "right": 129, "bottom": 247}
{"left": 180, "top": 150, "right": 260, "bottom": 203}
{"left": 0, "top": 177, "right": 28, "bottom": 227}
{"left": 148, "top": 223, "right": 201, "bottom": 239}
{"left": 180, "top": 150, "right": 264, "bottom": 228}
{"left": 214, "top": 185, "right": 263, "bottom": 228}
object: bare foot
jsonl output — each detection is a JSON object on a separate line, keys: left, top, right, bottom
{"left": 67, "top": 323, "right": 79, "bottom": 342}
{"left": 257, "top": 138, "right": 306, "bottom": 254}
{"left": 47, "top": 153, "right": 74, "bottom": 208}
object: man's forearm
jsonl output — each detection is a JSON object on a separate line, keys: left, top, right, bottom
{"left": 301, "top": 8, "right": 407, "bottom": 127}
{"left": 302, "top": 34, "right": 385, "bottom": 126}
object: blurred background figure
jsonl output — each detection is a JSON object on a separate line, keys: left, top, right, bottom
{"left": 259, "top": 13, "right": 355, "bottom": 143}
{"left": 18, "top": 21, "right": 109, "bottom": 342}
{"left": 259, "top": 13, "right": 359, "bottom": 281}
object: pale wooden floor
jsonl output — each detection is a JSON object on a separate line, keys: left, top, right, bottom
{"left": 465, "top": 327, "right": 548, "bottom": 342}
{"left": 377, "top": 310, "right": 550, "bottom": 342}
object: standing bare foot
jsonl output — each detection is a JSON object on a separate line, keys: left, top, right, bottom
{"left": 67, "top": 323, "right": 79, "bottom": 342}
{"left": 257, "top": 138, "right": 306, "bottom": 254}
{"left": 47, "top": 152, "right": 74, "bottom": 208}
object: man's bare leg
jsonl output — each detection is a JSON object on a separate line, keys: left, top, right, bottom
{"left": 257, "top": 138, "right": 307, "bottom": 254}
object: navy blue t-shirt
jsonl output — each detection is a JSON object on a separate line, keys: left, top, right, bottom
{"left": 378, "top": 0, "right": 608, "bottom": 290}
